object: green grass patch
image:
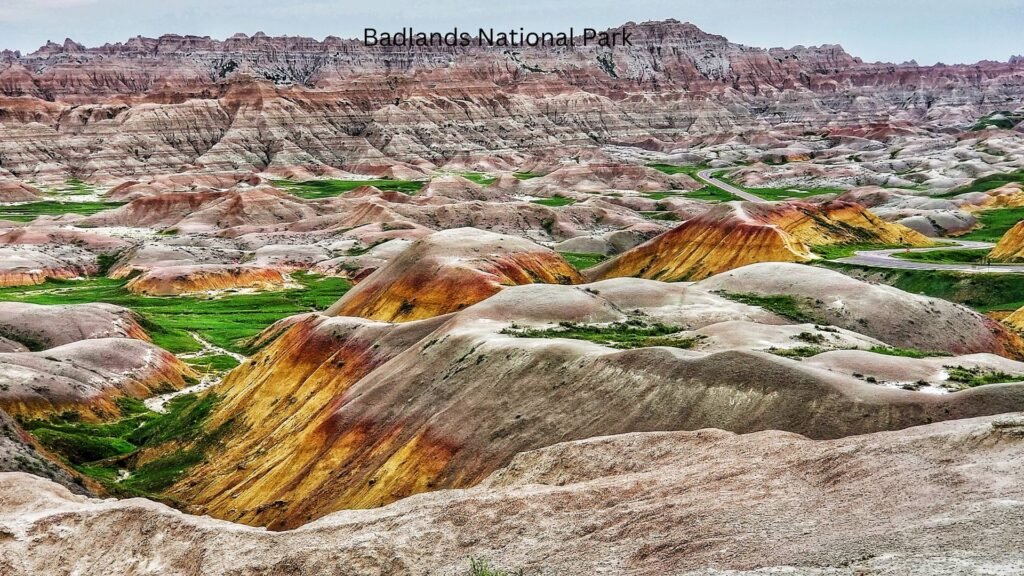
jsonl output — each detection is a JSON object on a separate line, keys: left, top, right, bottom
{"left": 185, "top": 354, "right": 240, "bottom": 373}
{"left": 972, "top": 111, "right": 1024, "bottom": 131}
{"left": 0, "top": 201, "right": 124, "bottom": 222}
{"left": 457, "top": 172, "right": 497, "bottom": 185}
{"left": 501, "top": 320, "right": 700, "bottom": 350}
{"left": 940, "top": 170, "right": 1024, "bottom": 197}
{"left": 891, "top": 248, "right": 991, "bottom": 264}
{"left": 272, "top": 178, "right": 424, "bottom": 199}
{"left": 714, "top": 172, "right": 844, "bottom": 201}
{"left": 643, "top": 191, "right": 681, "bottom": 200}
{"left": 944, "top": 365, "right": 1020, "bottom": 389}
{"left": 57, "top": 178, "right": 94, "bottom": 196}
{"left": 531, "top": 195, "right": 575, "bottom": 207}
{"left": 717, "top": 292, "right": 816, "bottom": 323}
{"left": 869, "top": 346, "right": 949, "bottom": 359}
{"left": 811, "top": 243, "right": 929, "bottom": 260}
{"left": 647, "top": 163, "right": 703, "bottom": 176}
{"left": 21, "top": 393, "right": 229, "bottom": 497}
{"left": 559, "top": 252, "right": 607, "bottom": 271}
{"left": 739, "top": 186, "right": 843, "bottom": 201}
{"left": 0, "top": 272, "right": 350, "bottom": 354}
{"left": 683, "top": 186, "right": 737, "bottom": 202}
{"left": 956, "top": 207, "right": 1024, "bottom": 242}
{"left": 30, "top": 428, "right": 136, "bottom": 464}
{"left": 513, "top": 172, "right": 543, "bottom": 180}
{"left": 640, "top": 211, "right": 680, "bottom": 221}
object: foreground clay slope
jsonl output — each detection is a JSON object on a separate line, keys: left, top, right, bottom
{"left": 591, "top": 200, "right": 930, "bottom": 280}
{"left": 326, "top": 228, "right": 582, "bottom": 321}
{"left": 2, "top": 414, "right": 1023, "bottom": 575}
{"left": 171, "top": 263, "right": 1024, "bottom": 528}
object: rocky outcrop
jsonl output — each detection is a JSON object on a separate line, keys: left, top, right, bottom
{"left": 990, "top": 219, "right": 1024, "bottom": 261}
{"left": 325, "top": 228, "right": 582, "bottom": 321}
{"left": 0, "top": 338, "right": 195, "bottom": 420}
{"left": 0, "top": 302, "right": 150, "bottom": 350}
{"left": 0, "top": 179, "right": 42, "bottom": 202}
{"left": 3, "top": 413, "right": 1024, "bottom": 574}
{"left": 124, "top": 264, "right": 286, "bottom": 295}
{"left": 591, "top": 200, "right": 928, "bottom": 281}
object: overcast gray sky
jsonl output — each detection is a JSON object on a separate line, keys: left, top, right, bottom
{"left": 1, "top": 0, "right": 1021, "bottom": 64}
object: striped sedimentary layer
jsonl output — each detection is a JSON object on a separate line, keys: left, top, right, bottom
{"left": 325, "top": 228, "right": 583, "bottom": 322}
{"left": 591, "top": 200, "right": 929, "bottom": 281}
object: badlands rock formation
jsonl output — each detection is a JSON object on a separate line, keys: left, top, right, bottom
{"left": 172, "top": 266, "right": 1024, "bottom": 528}
{"left": 0, "top": 338, "right": 194, "bottom": 420}
{"left": 0, "top": 302, "right": 150, "bottom": 350}
{"left": 326, "top": 228, "right": 582, "bottom": 321}
{"left": 0, "top": 20, "right": 1022, "bottom": 182}
{"left": 3, "top": 413, "right": 1024, "bottom": 575}
{"left": 591, "top": 200, "right": 928, "bottom": 281}
{"left": 0, "top": 18, "right": 1022, "bottom": 575}
{"left": 699, "top": 263, "right": 1024, "bottom": 357}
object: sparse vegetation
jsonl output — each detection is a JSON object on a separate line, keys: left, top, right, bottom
{"left": 716, "top": 173, "right": 844, "bottom": 201}
{"left": 272, "top": 178, "right": 424, "bottom": 199}
{"left": 869, "top": 346, "right": 948, "bottom": 358}
{"left": 513, "top": 172, "right": 543, "bottom": 180}
{"left": 466, "top": 558, "right": 524, "bottom": 576}
{"left": 501, "top": 319, "right": 700, "bottom": 350}
{"left": 457, "top": 172, "right": 498, "bottom": 185}
{"left": 640, "top": 211, "right": 680, "bottom": 221}
{"left": 768, "top": 346, "right": 825, "bottom": 358}
{"left": 971, "top": 111, "right": 1024, "bottom": 131}
{"left": 944, "top": 366, "right": 1020, "bottom": 389}
{"left": 717, "top": 292, "right": 816, "bottom": 323}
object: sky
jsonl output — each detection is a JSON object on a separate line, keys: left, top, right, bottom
{"left": 0, "top": 0, "right": 1021, "bottom": 64}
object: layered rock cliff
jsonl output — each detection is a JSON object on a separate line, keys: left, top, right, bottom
{"left": 2, "top": 20, "right": 1022, "bottom": 181}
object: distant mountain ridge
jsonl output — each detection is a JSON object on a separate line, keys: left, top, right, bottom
{"left": 0, "top": 19, "right": 1021, "bottom": 181}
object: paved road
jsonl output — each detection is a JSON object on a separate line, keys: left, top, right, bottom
{"left": 691, "top": 169, "right": 1024, "bottom": 274}
{"left": 695, "top": 169, "right": 767, "bottom": 203}
{"left": 836, "top": 239, "right": 1024, "bottom": 274}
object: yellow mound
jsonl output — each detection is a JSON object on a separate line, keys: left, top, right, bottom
{"left": 990, "top": 220, "right": 1024, "bottom": 262}
{"left": 592, "top": 200, "right": 929, "bottom": 281}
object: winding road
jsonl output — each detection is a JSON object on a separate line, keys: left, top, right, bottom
{"left": 834, "top": 239, "right": 1024, "bottom": 273}
{"left": 696, "top": 168, "right": 767, "bottom": 203}
{"left": 691, "top": 170, "right": 1024, "bottom": 274}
